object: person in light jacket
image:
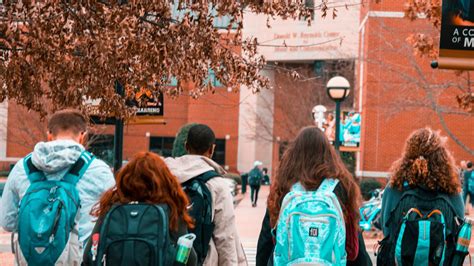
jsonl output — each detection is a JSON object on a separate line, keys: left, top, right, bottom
{"left": 0, "top": 109, "right": 115, "bottom": 265}
{"left": 165, "top": 124, "right": 247, "bottom": 266}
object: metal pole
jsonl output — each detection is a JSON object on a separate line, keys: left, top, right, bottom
{"left": 114, "top": 82, "right": 124, "bottom": 172}
{"left": 334, "top": 101, "right": 341, "bottom": 152}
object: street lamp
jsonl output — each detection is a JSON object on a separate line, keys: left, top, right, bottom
{"left": 326, "top": 76, "right": 350, "bottom": 151}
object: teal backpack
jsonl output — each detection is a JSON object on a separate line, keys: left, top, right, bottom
{"left": 18, "top": 151, "right": 94, "bottom": 266}
{"left": 273, "top": 178, "right": 346, "bottom": 265}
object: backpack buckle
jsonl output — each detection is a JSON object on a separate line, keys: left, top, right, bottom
{"left": 48, "top": 186, "right": 59, "bottom": 202}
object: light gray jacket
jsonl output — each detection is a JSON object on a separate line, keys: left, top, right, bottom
{"left": 165, "top": 155, "right": 247, "bottom": 266}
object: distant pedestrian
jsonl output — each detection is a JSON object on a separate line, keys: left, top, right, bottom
{"left": 464, "top": 161, "right": 474, "bottom": 212}
{"left": 0, "top": 109, "right": 115, "bottom": 265}
{"left": 165, "top": 124, "right": 247, "bottom": 266}
{"left": 249, "top": 161, "right": 264, "bottom": 207}
{"left": 83, "top": 152, "right": 197, "bottom": 266}
{"left": 262, "top": 167, "right": 270, "bottom": 185}
{"left": 379, "top": 128, "right": 464, "bottom": 265}
{"left": 257, "top": 126, "right": 371, "bottom": 265}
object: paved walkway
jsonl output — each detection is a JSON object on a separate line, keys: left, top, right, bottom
{"left": 235, "top": 185, "right": 269, "bottom": 266}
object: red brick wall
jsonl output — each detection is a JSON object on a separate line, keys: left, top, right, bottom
{"left": 3, "top": 88, "right": 241, "bottom": 173}
{"left": 359, "top": 1, "right": 474, "bottom": 177}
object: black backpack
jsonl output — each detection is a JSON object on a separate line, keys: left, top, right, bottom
{"left": 93, "top": 203, "right": 177, "bottom": 266}
{"left": 376, "top": 188, "right": 462, "bottom": 266}
{"left": 182, "top": 171, "right": 220, "bottom": 264}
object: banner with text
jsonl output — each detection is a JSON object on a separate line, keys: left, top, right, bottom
{"left": 439, "top": 0, "right": 474, "bottom": 69}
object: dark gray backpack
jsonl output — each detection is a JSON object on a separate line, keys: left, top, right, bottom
{"left": 93, "top": 203, "right": 177, "bottom": 266}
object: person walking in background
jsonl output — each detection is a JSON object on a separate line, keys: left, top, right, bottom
{"left": 249, "top": 161, "right": 264, "bottom": 207}
{"left": 464, "top": 161, "right": 474, "bottom": 214}
{"left": 262, "top": 167, "right": 270, "bottom": 185}
{"left": 165, "top": 124, "right": 247, "bottom": 266}
{"left": 378, "top": 128, "right": 464, "bottom": 265}
{"left": 0, "top": 109, "right": 115, "bottom": 265}
{"left": 83, "top": 152, "right": 197, "bottom": 266}
{"left": 257, "top": 126, "right": 371, "bottom": 265}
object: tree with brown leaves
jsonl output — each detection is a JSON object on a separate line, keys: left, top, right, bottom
{"left": 0, "top": 0, "right": 318, "bottom": 119}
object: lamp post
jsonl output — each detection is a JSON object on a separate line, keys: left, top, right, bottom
{"left": 326, "top": 76, "right": 350, "bottom": 152}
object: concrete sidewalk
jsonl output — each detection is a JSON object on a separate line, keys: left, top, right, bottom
{"left": 235, "top": 185, "right": 269, "bottom": 266}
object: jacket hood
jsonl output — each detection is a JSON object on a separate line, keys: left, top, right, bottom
{"left": 31, "top": 139, "right": 85, "bottom": 177}
{"left": 164, "top": 155, "right": 226, "bottom": 183}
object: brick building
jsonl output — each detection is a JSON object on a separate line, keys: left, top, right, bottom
{"left": 356, "top": 0, "right": 474, "bottom": 178}
{"left": 0, "top": 88, "right": 241, "bottom": 173}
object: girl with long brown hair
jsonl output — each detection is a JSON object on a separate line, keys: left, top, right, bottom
{"left": 379, "top": 128, "right": 464, "bottom": 265}
{"left": 83, "top": 152, "right": 197, "bottom": 266}
{"left": 257, "top": 126, "right": 370, "bottom": 265}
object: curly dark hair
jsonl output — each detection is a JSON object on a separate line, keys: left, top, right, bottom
{"left": 389, "top": 128, "right": 461, "bottom": 194}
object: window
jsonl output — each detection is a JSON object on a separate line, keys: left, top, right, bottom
{"left": 207, "top": 69, "right": 223, "bottom": 87}
{"left": 88, "top": 134, "right": 114, "bottom": 166}
{"left": 279, "top": 141, "right": 289, "bottom": 160}
{"left": 313, "top": 61, "right": 325, "bottom": 76}
{"left": 299, "top": 0, "right": 315, "bottom": 21}
{"left": 212, "top": 139, "right": 226, "bottom": 165}
{"left": 150, "top": 137, "right": 175, "bottom": 157}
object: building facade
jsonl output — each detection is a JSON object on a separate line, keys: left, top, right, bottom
{"left": 357, "top": 0, "right": 474, "bottom": 178}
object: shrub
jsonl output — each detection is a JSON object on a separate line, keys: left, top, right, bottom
{"left": 360, "top": 178, "right": 383, "bottom": 201}
{"left": 172, "top": 123, "right": 197, "bottom": 157}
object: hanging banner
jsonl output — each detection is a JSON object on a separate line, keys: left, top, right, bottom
{"left": 438, "top": 0, "right": 474, "bottom": 69}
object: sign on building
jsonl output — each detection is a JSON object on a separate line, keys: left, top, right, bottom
{"left": 438, "top": 0, "right": 474, "bottom": 69}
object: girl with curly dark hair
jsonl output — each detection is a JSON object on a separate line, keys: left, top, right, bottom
{"left": 379, "top": 128, "right": 464, "bottom": 265}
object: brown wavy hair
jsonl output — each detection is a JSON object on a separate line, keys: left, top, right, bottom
{"left": 91, "top": 152, "right": 194, "bottom": 230}
{"left": 268, "top": 126, "right": 361, "bottom": 227}
{"left": 389, "top": 128, "right": 460, "bottom": 194}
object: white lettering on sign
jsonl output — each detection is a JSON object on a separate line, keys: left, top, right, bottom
{"left": 462, "top": 29, "right": 474, "bottom": 37}
{"left": 465, "top": 38, "right": 474, "bottom": 48}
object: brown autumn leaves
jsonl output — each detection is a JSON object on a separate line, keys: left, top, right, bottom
{"left": 0, "top": 1, "right": 313, "bottom": 119}
{"left": 0, "top": 0, "right": 471, "bottom": 119}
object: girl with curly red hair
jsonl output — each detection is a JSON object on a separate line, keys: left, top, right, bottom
{"left": 82, "top": 152, "right": 197, "bottom": 266}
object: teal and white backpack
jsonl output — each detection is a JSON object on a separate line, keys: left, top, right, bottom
{"left": 18, "top": 151, "right": 94, "bottom": 266}
{"left": 273, "top": 178, "right": 346, "bottom": 266}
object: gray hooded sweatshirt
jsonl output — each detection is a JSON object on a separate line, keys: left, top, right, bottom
{"left": 165, "top": 155, "right": 247, "bottom": 266}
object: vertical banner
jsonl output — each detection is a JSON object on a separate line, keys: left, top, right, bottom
{"left": 438, "top": 0, "right": 474, "bottom": 69}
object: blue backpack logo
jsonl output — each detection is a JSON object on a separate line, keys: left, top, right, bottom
{"left": 273, "top": 179, "right": 346, "bottom": 265}
{"left": 18, "top": 151, "right": 94, "bottom": 266}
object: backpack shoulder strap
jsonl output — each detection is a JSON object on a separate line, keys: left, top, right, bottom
{"left": 194, "top": 170, "right": 221, "bottom": 183}
{"left": 23, "top": 153, "right": 46, "bottom": 183}
{"left": 63, "top": 151, "right": 95, "bottom": 185}
{"left": 316, "top": 178, "right": 340, "bottom": 194}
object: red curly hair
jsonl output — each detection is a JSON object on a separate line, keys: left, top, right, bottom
{"left": 389, "top": 128, "right": 461, "bottom": 194}
{"left": 91, "top": 152, "right": 193, "bottom": 230}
